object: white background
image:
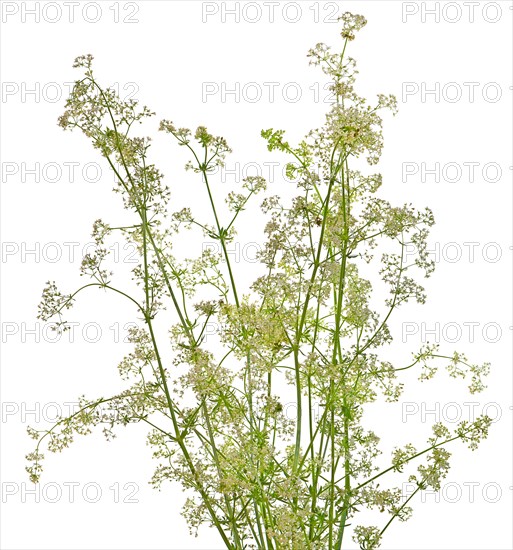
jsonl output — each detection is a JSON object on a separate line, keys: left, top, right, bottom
{"left": 1, "top": 1, "right": 512, "bottom": 549}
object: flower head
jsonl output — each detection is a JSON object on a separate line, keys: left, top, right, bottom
{"left": 339, "top": 12, "right": 367, "bottom": 41}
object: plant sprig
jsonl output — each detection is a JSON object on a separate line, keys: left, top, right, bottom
{"left": 29, "top": 13, "right": 491, "bottom": 550}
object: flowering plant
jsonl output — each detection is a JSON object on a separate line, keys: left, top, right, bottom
{"left": 28, "top": 13, "right": 491, "bottom": 550}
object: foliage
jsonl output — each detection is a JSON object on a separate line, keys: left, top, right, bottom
{"left": 28, "top": 14, "right": 491, "bottom": 550}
